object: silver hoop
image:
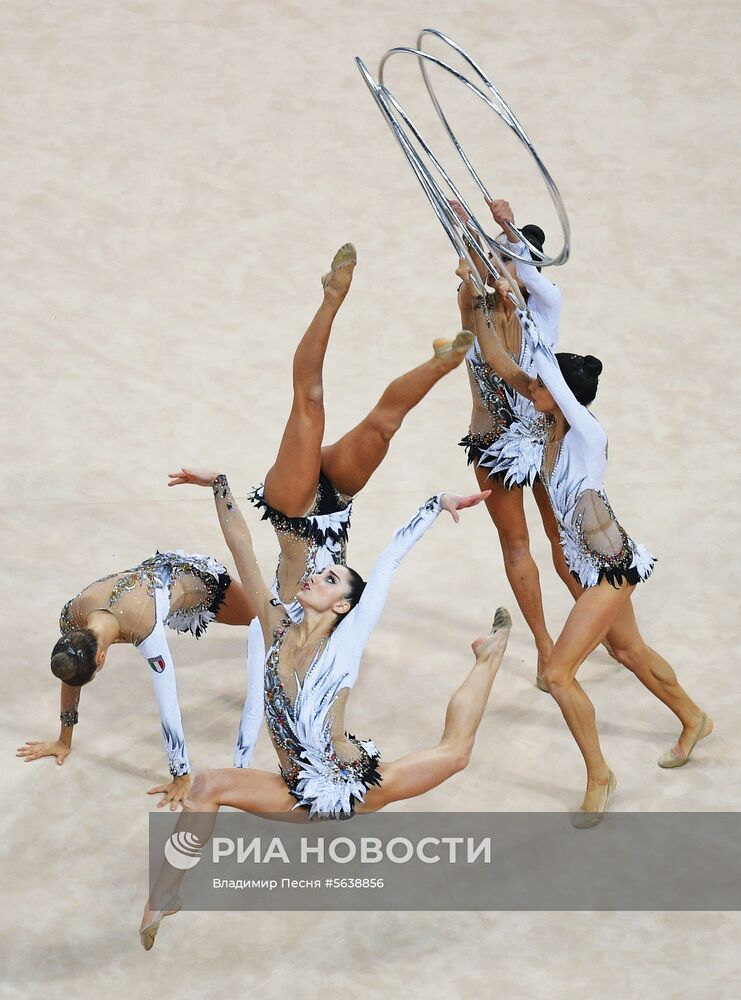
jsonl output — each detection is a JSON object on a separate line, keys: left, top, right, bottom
{"left": 356, "top": 29, "right": 571, "bottom": 306}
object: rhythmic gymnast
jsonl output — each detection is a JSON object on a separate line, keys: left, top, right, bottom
{"left": 458, "top": 207, "right": 711, "bottom": 826}
{"left": 450, "top": 198, "right": 589, "bottom": 686}
{"left": 17, "top": 551, "right": 256, "bottom": 808}
{"left": 175, "top": 243, "right": 472, "bottom": 768}
{"left": 140, "top": 472, "right": 509, "bottom": 947}
{"left": 246, "top": 242, "right": 471, "bottom": 616}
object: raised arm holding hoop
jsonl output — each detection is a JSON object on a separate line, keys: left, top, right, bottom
{"left": 451, "top": 196, "right": 586, "bottom": 683}
{"left": 458, "top": 253, "right": 712, "bottom": 828}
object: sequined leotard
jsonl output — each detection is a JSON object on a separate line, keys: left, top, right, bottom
{"left": 263, "top": 619, "right": 382, "bottom": 819}
{"left": 234, "top": 474, "right": 353, "bottom": 768}
{"left": 250, "top": 471, "right": 352, "bottom": 623}
{"left": 513, "top": 312, "right": 656, "bottom": 588}
{"left": 59, "top": 551, "right": 229, "bottom": 641}
{"left": 244, "top": 495, "right": 443, "bottom": 819}
{"left": 460, "top": 240, "right": 561, "bottom": 488}
{"left": 59, "top": 550, "right": 230, "bottom": 776}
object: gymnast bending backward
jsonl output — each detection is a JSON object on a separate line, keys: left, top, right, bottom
{"left": 140, "top": 472, "right": 510, "bottom": 948}
{"left": 198, "top": 243, "right": 474, "bottom": 768}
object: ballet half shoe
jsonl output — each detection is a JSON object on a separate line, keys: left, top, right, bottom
{"left": 491, "top": 606, "right": 512, "bottom": 631}
{"left": 657, "top": 712, "right": 709, "bottom": 768}
{"left": 433, "top": 330, "right": 475, "bottom": 359}
{"left": 321, "top": 242, "right": 357, "bottom": 287}
{"left": 571, "top": 771, "right": 617, "bottom": 830}
{"left": 139, "top": 916, "right": 162, "bottom": 952}
{"left": 535, "top": 674, "right": 549, "bottom": 693}
{"left": 139, "top": 897, "right": 181, "bottom": 951}
{"left": 472, "top": 607, "right": 512, "bottom": 659}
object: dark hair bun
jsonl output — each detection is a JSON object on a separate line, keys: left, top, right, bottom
{"left": 555, "top": 351, "right": 601, "bottom": 405}
{"left": 51, "top": 629, "right": 99, "bottom": 686}
{"left": 521, "top": 224, "right": 545, "bottom": 252}
{"left": 50, "top": 651, "right": 78, "bottom": 683}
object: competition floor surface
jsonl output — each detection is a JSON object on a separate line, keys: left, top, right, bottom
{"left": 3, "top": 2, "right": 739, "bottom": 997}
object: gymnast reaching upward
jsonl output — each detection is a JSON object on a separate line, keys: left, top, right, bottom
{"left": 458, "top": 205, "right": 711, "bottom": 826}
{"left": 140, "top": 473, "right": 509, "bottom": 948}
{"left": 450, "top": 198, "right": 587, "bottom": 686}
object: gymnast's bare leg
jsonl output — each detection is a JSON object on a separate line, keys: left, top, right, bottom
{"left": 140, "top": 610, "right": 510, "bottom": 947}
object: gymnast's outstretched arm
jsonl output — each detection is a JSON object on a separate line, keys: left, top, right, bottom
{"left": 332, "top": 491, "right": 490, "bottom": 688}
{"left": 449, "top": 199, "right": 490, "bottom": 282}
{"left": 515, "top": 312, "right": 606, "bottom": 451}
{"left": 487, "top": 198, "right": 562, "bottom": 324}
{"left": 450, "top": 199, "right": 483, "bottom": 334}
{"left": 168, "top": 469, "right": 277, "bottom": 640}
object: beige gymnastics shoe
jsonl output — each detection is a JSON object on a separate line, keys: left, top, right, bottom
{"left": 320, "top": 242, "right": 357, "bottom": 288}
{"left": 571, "top": 771, "right": 617, "bottom": 830}
{"left": 471, "top": 607, "right": 512, "bottom": 659}
{"left": 658, "top": 712, "right": 712, "bottom": 768}
{"left": 139, "top": 897, "right": 182, "bottom": 951}
{"left": 433, "top": 330, "right": 475, "bottom": 367}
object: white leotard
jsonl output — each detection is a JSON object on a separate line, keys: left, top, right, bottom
{"left": 237, "top": 495, "right": 444, "bottom": 818}
{"left": 469, "top": 239, "right": 561, "bottom": 486}
{"left": 517, "top": 310, "right": 655, "bottom": 588}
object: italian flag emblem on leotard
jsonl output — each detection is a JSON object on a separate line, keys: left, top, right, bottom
{"left": 148, "top": 655, "right": 166, "bottom": 673}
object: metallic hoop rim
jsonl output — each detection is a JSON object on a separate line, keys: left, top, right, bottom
{"left": 356, "top": 55, "right": 524, "bottom": 306}
{"left": 415, "top": 29, "right": 570, "bottom": 267}
{"left": 357, "top": 29, "right": 571, "bottom": 302}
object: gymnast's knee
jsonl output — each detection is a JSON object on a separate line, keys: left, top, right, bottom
{"left": 541, "top": 664, "right": 572, "bottom": 696}
{"left": 499, "top": 532, "right": 532, "bottom": 566}
{"left": 189, "top": 770, "right": 222, "bottom": 805}
{"left": 298, "top": 382, "right": 324, "bottom": 406}
{"left": 609, "top": 640, "right": 648, "bottom": 673}
{"left": 367, "top": 407, "right": 403, "bottom": 445}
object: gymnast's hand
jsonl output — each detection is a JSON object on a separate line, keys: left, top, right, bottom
{"left": 16, "top": 739, "right": 71, "bottom": 765}
{"left": 486, "top": 198, "right": 517, "bottom": 239}
{"left": 455, "top": 258, "right": 477, "bottom": 292}
{"left": 168, "top": 468, "right": 221, "bottom": 489}
{"left": 449, "top": 199, "right": 470, "bottom": 225}
{"left": 148, "top": 774, "right": 193, "bottom": 811}
{"left": 440, "top": 491, "right": 491, "bottom": 523}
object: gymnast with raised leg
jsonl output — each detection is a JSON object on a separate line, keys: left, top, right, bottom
{"left": 457, "top": 204, "right": 712, "bottom": 826}
{"left": 17, "top": 551, "right": 257, "bottom": 808}
{"left": 450, "top": 198, "right": 588, "bottom": 688}
{"left": 247, "top": 242, "right": 472, "bottom": 617}
{"left": 139, "top": 471, "right": 509, "bottom": 947}
{"left": 180, "top": 243, "right": 473, "bottom": 768}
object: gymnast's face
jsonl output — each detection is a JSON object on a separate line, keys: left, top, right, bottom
{"left": 297, "top": 565, "right": 353, "bottom": 616}
{"left": 529, "top": 375, "right": 557, "bottom": 414}
{"left": 487, "top": 252, "right": 524, "bottom": 292}
{"left": 82, "top": 648, "right": 107, "bottom": 682}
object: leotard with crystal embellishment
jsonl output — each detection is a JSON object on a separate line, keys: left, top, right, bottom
{"left": 234, "top": 474, "right": 353, "bottom": 768}
{"left": 514, "top": 311, "right": 655, "bottom": 588}
{"left": 59, "top": 551, "right": 230, "bottom": 776}
{"left": 241, "top": 495, "right": 444, "bottom": 819}
{"left": 461, "top": 239, "right": 561, "bottom": 487}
